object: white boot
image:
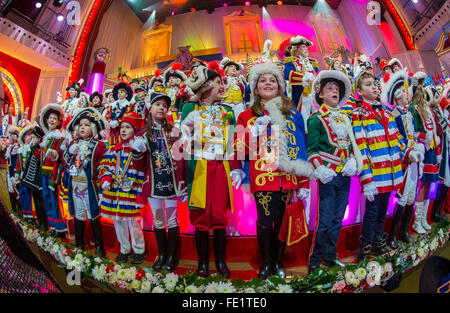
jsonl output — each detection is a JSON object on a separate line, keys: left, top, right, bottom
{"left": 413, "top": 202, "right": 426, "bottom": 234}
{"left": 421, "top": 200, "right": 432, "bottom": 231}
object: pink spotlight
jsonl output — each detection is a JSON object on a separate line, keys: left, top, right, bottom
{"left": 89, "top": 72, "right": 104, "bottom": 94}
{"left": 245, "top": 1, "right": 250, "bottom": 6}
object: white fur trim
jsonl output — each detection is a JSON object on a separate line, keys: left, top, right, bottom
{"left": 18, "top": 124, "right": 34, "bottom": 145}
{"left": 39, "top": 103, "right": 64, "bottom": 133}
{"left": 388, "top": 58, "right": 403, "bottom": 69}
{"left": 249, "top": 62, "right": 286, "bottom": 95}
{"left": 290, "top": 35, "right": 313, "bottom": 47}
{"left": 264, "top": 96, "right": 314, "bottom": 178}
{"left": 263, "top": 39, "right": 272, "bottom": 53}
{"left": 380, "top": 69, "right": 407, "bottom": 107}
{"left": 183, "top": 66, "right": 208, "bottom": 91}
{"left": 312, "top": 70, "right": 352, "bottom": 107}
{"left": 413, "top": 71, "right": 427, "bottom": 82}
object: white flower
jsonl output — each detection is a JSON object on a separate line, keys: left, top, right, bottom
{"left": 366, "top": 261, "right": 382, "bottom": 273}
{"left": 140, "top": 281, "right": 152, "bottom": 293}
{"left": 145, "top": 273, "right": 159, "bottom": 285}
{"left": 218, "top": 282, "right": 236, "bottom": 293}
{"left": 126, "top": 267, "right": 137, "bottom": 281}
{"left": 204, "top": 282, "right": 220, "bottom": 293}
{"left": 243, "top": 287, "right": 256, "bottom": 293}
{"left": 164, "top": 273, "right": 179, "bottom": 290}
{"left": 74, "top": 253, "right": 84, "bottom": 263}
{"left": 108, "top": 273, "right": 118, "bottom": 284}
{"left": 277, "top": 284, "right": 293, "bottom": 293}
{"left": 351, "top": 279, "right": 360, "bottom": 288}
{"left": 383, "top": 263, "right": 393, "bottom": 274}
{"left": 152, "top": 286, "right": 164, "bottom": 293}
{"left": 92, "top": 266, "right": 105, "bottom": 281}
{"left": 114, "top": 264, "right": 121, "bottom": 272}
{"left": 36, "top": 237, "right": 44, "bottom": 247}
{"left": 94, "top": 257, "right": 102, "bottom": 264}
{"left": 51, "top": 244, "right": 60, "bottom": 254}
{"left": 130, "top": 279, "right": 141, "bottom": 290}
{"left": 366, "top": 272, "right": 380, "bottom": 287}
{"left": 117, "top": 269, "right": 127, "bottom": 280}
{"left": 64, "top": 256, "right": 73, "bottom": 266}
{"left": 185, "top": 285, "right": 199, "bottom": 293}
{"left": 355, "top": 268, "right": 367, "bottom": 280}
{"left": 345, "top": 271, "right": 356, "bottom": 284}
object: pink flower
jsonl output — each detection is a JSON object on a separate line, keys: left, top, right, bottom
{"left": 333, "top": 280, "right": 346, "bottom": 292}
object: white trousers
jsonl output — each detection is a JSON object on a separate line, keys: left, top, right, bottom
{"left": 72, "top": 187, "right": 92, "bottom": 221}
{"left": 148, "top": 197, "right": 179, "bottom": 230}
{"left": 398, "top": 162, "right": 419, "bottom": 207}
{"left": 113, "top": 219, "right": 145, "bottom": 254}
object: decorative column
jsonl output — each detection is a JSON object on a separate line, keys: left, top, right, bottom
{"left": 89, "top": 48, "right": 110, "bottom": 94}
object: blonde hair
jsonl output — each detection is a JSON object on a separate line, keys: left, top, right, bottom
{"left": 412, "top": 85, "right": 428, "bottom": 123}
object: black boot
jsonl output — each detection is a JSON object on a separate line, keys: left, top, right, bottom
{"left": 356, "top": 241, "right": 371, "bottom": 262}
{"left": 90, "top": 218, "right": 106, "bottom": 258}
{"left": 256, "top": 223, "right": 273, "bottom": 280}
{"left": 387, "top": 204, "right": 404, "bottom": 249}
{"left": 74, "top": 219, "right": 85, "bottom": 250}
{"left": 371, "top": 236, "right": 389, "bottom": 256}
{"left": 273, "top": 239, "right": 286, "bottom": 279}
{"left": 213, "top": 228, "right": 230, "bottom": 279}
{"left": 431, "top": 184, "right": 448, "bottom": 222}
{"left": 153, "top": 229, "right": 167, "bottom": 271}
{"left": 195, "top": 229, "right": 209, "bottom": 278}
{"left": 33, "top": 192, "right": 48, "bottom": 231}
{"left": 162, "top": 227, "right": 179, "bottom": 272}
{"left": 399, "top": 204, "right": 415, "bottom": 244}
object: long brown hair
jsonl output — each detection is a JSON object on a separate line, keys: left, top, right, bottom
{"left": 145, "top": 113, "right": 173, "bottom": 140}
{"left": 251, "top": 86, "right": 292, "bottom": 117}
{"left": 412, "top": 85, "right": 428, "bottom": 123}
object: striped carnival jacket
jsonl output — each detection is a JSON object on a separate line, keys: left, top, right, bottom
{"left": 39, "top": 129, "right": 65, "bottom": 190}
{"left": 352, "top": 101, "right": 411, "bottom": 194}
{"left": 98, "top": 141, "right": 146, "bottom": 221}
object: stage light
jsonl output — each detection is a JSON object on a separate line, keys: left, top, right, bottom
{"left": 56, "top": 14, "right": 64, "bottom": 22}
{"left": 190, "top": 7, "right": 195, "bottom": 12}
{"left": 277, "top": 1, "right": 283, "bottom": 5}
{"left": 35, "top": 2, "right": 42, "bottom": 8}
{"left": 171, "top": 11, "right": 175, "bottom": 16}
{"left": 223, "top": 3, "right": 228, "bottom": 7}
{"left": 412, "top": 0, "right": 418, "bottom": 3}
{"left": 245, "top": 1, "right": 250, "bottom": 6}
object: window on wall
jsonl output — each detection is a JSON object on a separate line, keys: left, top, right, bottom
{"left": 142, "top": 24, "right": 172, "bottom": 67}
{"left": 223, "top": 9, "right": 263, "bottom": 56}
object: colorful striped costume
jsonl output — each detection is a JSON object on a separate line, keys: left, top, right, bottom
{"left": 352, "top": 101, "right": 410, "bottom": 194}
{"left": 98, "top": 142, "right": 145, "bottom": 220}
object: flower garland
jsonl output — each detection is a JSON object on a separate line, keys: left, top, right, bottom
{"left": 11, "top": 213, "right": 450, "bottom": 294}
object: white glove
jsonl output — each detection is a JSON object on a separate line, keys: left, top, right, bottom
{"left": 297, "top": 188, "right": 310, "bottom": 200}
{"left": 47, "top": 149, "right": 59, "bottom": 162}
{"left": 69, "top": 143, "right": 79, "bottom": 155}
{"left": 110, "top": 120, "right": 119, "bottom": 129}
{"left": 130, "top": 136, "right": 147, "bottom": 153}
{"left": 178, "top": 186, "right": 188, "bottom": 202}
{"left": 303, "top": 72, "right": 315, "bottom": 86}
{"left": 102, "top": 180, "right": 111, "bottom": 191}
{"left": 409, "top": 150, "right": 420, "bottom": 163}
{"left": 435, "top": 135, "right": 441, "bottom": 147}
{"left": 230, "top": 169, "right": 246, "bottom": 189}
{"left": 424, "top": 131, "right": 433, "bottom": 150}
{"left": 341, "top": 157, "right": 357, "bottom": 177}
{"left": 363, "top": 182, "right": 378, "bottom": 202}
{"left": 251, "top": 116, "right": 271, "bottom": 138}
{"left": 437, "top": 154, "right": 442, "bottom": 163}
{"left": 414, "top": 143, "right": 425, "bottom": 158}
{"left": 314, "top": 165, "right": 337, "bottom": 184}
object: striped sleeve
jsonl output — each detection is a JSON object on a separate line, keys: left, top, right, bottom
{"left": 352, "top": 109, "right": 374, "bottom": 186}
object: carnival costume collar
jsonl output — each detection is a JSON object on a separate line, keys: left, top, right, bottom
{"left": 264, "top": 96, "right": 314, "bottom": 178}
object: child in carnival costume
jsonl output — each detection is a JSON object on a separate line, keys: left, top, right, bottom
{"left": 39, "top": 103, "right": 68, "bottom": 237}
{"left": 63, "top": 107, "right": 108, "bottom": 256}
{"left": 220, "top": 57, "right": 247, "bottom": 119}
{"left": 1, "top": 104, "right": 16, "bottom": 137}
{"left": 17, "top": 107, "right": 31, "bottom": 128}
{"left": 175, "top": 60, "right": 207, "bottom": 115}
{"left": 307, "top": 70, "right": 363, "bottom": 273}
{"left": 352, "top": 72, "right": 419, "bottom": 261}
{"left": 426, "top": 86, "right": 449, "bottom": 223}
{"left": 14, "top": 123, "right": 36, "bottom": 223}
{"left": 104, "top": 82, "right": 134, "bottom": 148}
{"left": 283, "top": 35, "right": 320, "bottom": 130}
{"left": 130, "top": 83, "right": 151, "bottom": 120}
{"left": 408, "top": 72, "right": 442, "bottom": 235}
{"left": 133, "top": 92, "right": 187, "bottom": 273}
{"left": 129, "top": 78, "right": 140, "bottom": 94}
{"left": 163, "top": 63, "right": 188, "bottom": 124}
{"left": 98, "top": 112, "right": 147, "bottom": 264}
{"left": 90, "top": 91, "right": 105, "bottom": 115}
{"left": 380, "top": 70, "right": 425, "bottom": 248}
{"left": 179, "top": 64, "right": 245, "bottom": 278}
{"left": 149, "top": 70, "right": 165, "bottom": 94}
{"left": 4, "top": 125, "right": 21, "bottom": 215}
{"left": 103, "top": 88, "right": 115, "bottom": 109}
{"left": 62, "top": 79, "right": 84, "bottom": 117}
{"left": 235, "top": 62, "right": 314, "bottom": 279}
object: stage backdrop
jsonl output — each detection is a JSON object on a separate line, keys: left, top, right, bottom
{"left": 0, "top": 51, "right": 41, "bottom": 119}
